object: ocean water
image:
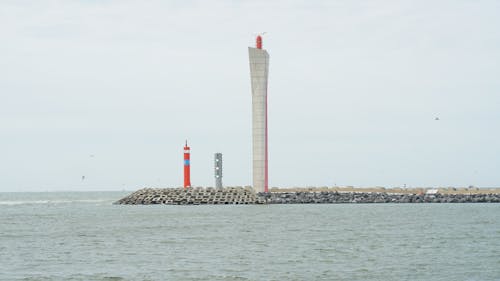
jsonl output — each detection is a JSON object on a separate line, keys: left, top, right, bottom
{"left": 0, "top": 192, "right": 499, "bottom": 281}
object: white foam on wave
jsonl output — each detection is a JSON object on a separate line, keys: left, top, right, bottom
{"left": 0, "top": 199, "right": 113, "bottom": 206}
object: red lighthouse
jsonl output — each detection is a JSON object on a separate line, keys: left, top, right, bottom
{"left": 183, "top": 140, "right": 191, "bottom": 188}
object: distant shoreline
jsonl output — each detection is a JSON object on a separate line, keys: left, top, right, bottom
{"left": 269, "top": 186, "right": 500, "bottom": 195}
{"left": 1, "top": 187, "right": 499, "bottom": 195}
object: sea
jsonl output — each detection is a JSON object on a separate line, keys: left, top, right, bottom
{"left": 0, "top": 191, "right": 499, "bottom": 281}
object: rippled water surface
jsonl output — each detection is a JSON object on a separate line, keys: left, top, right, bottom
{"left": 1, "top": 192, "right": 499, "bottom": 281}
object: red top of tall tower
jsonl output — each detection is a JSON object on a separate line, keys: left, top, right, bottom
{"left": 256, "top": 35, "right": 262, "bottom": 49}
{"left": 184, "top": 140, "right": 190, "bottom": 150}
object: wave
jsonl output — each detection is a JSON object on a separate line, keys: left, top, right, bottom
{"left": 0, "top": 199, "right": 113, "bottom": 206}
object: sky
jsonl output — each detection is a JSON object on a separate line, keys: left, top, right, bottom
{"left": 1, "top": 0, "right": 499, "bottom": 192}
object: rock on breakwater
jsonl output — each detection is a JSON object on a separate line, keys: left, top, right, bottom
{"left": 258, "top": 191, "right": 500, "bottom": 204}
{"left": 115, "top": 188, "right": 500, "bottom": 205}
{"left": 114, "top": 187, "right": 264, "bottom": 205}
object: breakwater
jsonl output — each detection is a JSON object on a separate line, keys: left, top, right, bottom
{"left": 115, "top": 187, "right": 264, "bottom": 205}
{"left": 258, "top": 191, "right": 500, "bottom": 204}
{"left": 115, "top": 187, "right": 500, "bottom": 205}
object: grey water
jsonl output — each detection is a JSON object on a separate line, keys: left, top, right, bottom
{"left": 1, "top": 192, "right": 499, "bottom": 281}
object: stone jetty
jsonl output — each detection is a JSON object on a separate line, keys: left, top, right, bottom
{"left": 115, "top": 187, "right": 500, "bottom": 205}
{"left": 115, "top": 187, "right": 264, "bottom": 205}
{"left": 258, "top": 191, "right": 500, "bottom": 204}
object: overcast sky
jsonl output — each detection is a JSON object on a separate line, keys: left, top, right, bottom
{"left": 1, "top": 0, "right": 499, "bottom": 191}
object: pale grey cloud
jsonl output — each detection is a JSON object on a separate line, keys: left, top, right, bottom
{"left": 1, "top": 0, "right": 499, "bottom": 191}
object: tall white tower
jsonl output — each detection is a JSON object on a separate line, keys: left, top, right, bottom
{"left": 249, "top": 35, "right": 269, "bottom": 193}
